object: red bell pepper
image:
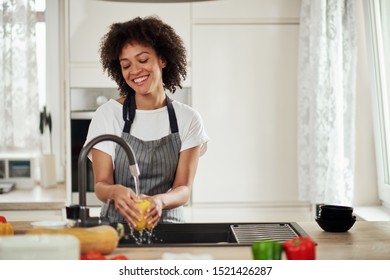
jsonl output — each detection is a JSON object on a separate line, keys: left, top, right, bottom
{"left": 109, "top": 255, "right": 129, "bottom": 260}
{"left": 80, "top": 250, "right": 129, "bottom": 260}
{"left": 0, "top": 216, "right": 7, "bottom": 223}
{"left": 283, "top": 237, "right": 316, "bottom": 260}
{"left": 80, "top": 250, "right": 106, "bottom": 260}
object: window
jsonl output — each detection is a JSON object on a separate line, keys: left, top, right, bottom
{"left": 364, "top": 0, "right": 390, "bottom": 207}
{"left": 0, "top": 0, "right": 46, "bottom": 151}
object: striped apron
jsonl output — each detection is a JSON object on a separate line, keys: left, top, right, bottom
{"left": 101, "top": 93, "right": 184, "bottom": 223}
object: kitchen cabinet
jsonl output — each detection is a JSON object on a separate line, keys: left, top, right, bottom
{"left": 68, "top": 0, "right": 191, "bottom": 87}
{"left": 191, "top": 0, "right": 303, "bottom": 205}
{"left": 191, "top": 0, "right": 301, "bottom": 22}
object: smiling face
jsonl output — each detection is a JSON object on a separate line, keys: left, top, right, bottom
{"left": 119, "top": 42, "right": 166, "bottom": 97}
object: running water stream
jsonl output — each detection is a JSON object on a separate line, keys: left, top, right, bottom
{"left": 133, "top": 175, "right": 140, "bottom": 199}
{"left": 130, "top": 174, "right": 159, "bottom": 244}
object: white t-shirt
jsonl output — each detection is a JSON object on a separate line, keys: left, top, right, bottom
{"left": 85, "top": 98, "right": 209, "bottom": 165}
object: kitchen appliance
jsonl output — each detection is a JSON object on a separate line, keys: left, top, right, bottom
{"left": 0, "top": 156, "right": 36, "bottom": 189}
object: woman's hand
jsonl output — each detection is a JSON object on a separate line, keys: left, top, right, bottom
{"left": 141, "top": 194, "right": 163, "bottom": 228}
{"left": 91, "top": 148, "right": 156, "bottom": 228}
{"left": 112, "top": 185, "right": 143, "bottom": 228}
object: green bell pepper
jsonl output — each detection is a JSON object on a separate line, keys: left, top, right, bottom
{"left": 251, "top": 240, "right": 282, "bottom": 260}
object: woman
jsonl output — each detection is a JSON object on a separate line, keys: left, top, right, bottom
{"left": 84, "top": 16, "right": 209, "bottom": 229}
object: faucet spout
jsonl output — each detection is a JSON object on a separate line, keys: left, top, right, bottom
{"left": 76, "top": 134, "right": 140, "bottom": 227}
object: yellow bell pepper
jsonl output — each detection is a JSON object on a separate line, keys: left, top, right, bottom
{"left": 0, "top": 222, "right": 14, "bottom": 236}
{"left": 134, "top": 200, "right": 153, "bottom": 231}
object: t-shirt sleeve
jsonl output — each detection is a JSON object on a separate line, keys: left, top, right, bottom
{"left": 84, "top": 105, "right": 117, "bottom": 162}
{"left": 180, "top": 109, "right": 209, "bottom": 156}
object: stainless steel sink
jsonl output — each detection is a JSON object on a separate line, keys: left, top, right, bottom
{"left": 118, "top": 222, "right": 309, "bottom": 247}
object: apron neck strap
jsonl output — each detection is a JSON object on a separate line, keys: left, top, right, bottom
{"left": 122, "top": 93, "right": 179, "bottom": 134}
{"left": 166, "top": 96, "right": 179, "bottom": 134}
{"left": 122, "top": 93, "right": 136, "bottom": 133}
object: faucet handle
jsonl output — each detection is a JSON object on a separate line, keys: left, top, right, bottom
{"left": 65, "top": 204, "right": 80, "bottom": 220}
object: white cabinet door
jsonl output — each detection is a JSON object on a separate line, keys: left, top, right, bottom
{"left": 68, "top": 0, "right": 191, "bottom": 87}
{"left": 191, "top": 24, "right": 300, "bottom": 204}
{"left": 192, "top": 0, "right": 301, "bottom": 21}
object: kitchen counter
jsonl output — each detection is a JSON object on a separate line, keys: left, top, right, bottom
{"left": 9, "top": 220, "right": 390, "bottom": 260}
{"left": 0, "top": 185, "right": 66, "bottom": 222}
{"left": 0, "top": 184, "right": 66, "bottom": 211}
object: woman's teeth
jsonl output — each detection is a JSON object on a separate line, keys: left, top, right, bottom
{"left": 134, "top": 76, "right": 148, "bottom": 83}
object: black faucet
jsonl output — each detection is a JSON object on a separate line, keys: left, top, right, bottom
{"left": 67, "top": 134, "right": 140, "bottom": 227}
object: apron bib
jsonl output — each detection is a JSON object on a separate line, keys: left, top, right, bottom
{"left": 101, "top": 93, "right": 183, "bottom": 223}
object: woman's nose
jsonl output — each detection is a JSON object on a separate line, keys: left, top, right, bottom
{"left": 130, "top": 65, "right": 142, "bottom": 75}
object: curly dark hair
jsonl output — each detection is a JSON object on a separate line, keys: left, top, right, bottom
{"left": 99, "top": 16, "right": 187, "bottom": 97}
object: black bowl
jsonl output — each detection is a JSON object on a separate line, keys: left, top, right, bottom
{"left": 320, "top": 205, "right": 353, "bottom": 214}
{"left": 315, "top": 216, "right": 356, "bottom": 232}
{"left": 319, "top": 213, "right": 353, "bottom": 220}
{"left": 319, "top": 205, "right": 353, "bottom": 220}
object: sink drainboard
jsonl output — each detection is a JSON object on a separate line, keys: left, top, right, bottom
{"left": 230, "top": 223, "right": 301, "bottom": 244}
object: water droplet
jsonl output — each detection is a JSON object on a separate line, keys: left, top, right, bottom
{"left": 123, "top": 227, "right": 160, "bottom": 245}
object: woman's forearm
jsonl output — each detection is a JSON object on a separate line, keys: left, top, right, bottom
{"left": 94, "top": 181, "right": 117, "bottom": 203}
{"left": 154, "top": 185, "right": 192, "bottom": 209}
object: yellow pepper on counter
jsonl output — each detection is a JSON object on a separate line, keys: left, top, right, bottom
{"left": 0, "top": 222, "right": 14, "bottom": 236}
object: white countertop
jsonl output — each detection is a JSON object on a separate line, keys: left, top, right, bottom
{"left": 0, "top": 184, "right": 66, "bottom": 210}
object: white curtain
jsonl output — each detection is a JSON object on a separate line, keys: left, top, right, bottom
{"left": 0, "top": 0, "right": 39, "bottom": 151}
{"left": 297, "top": 0, "right": 357, "bottom": 205}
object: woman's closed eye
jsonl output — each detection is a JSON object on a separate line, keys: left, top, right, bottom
{"left": 121, "top": 59, "right": 148, "bottom": 70}
{"left": 121, "top": 63, "right": 130, "bottom": 70}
